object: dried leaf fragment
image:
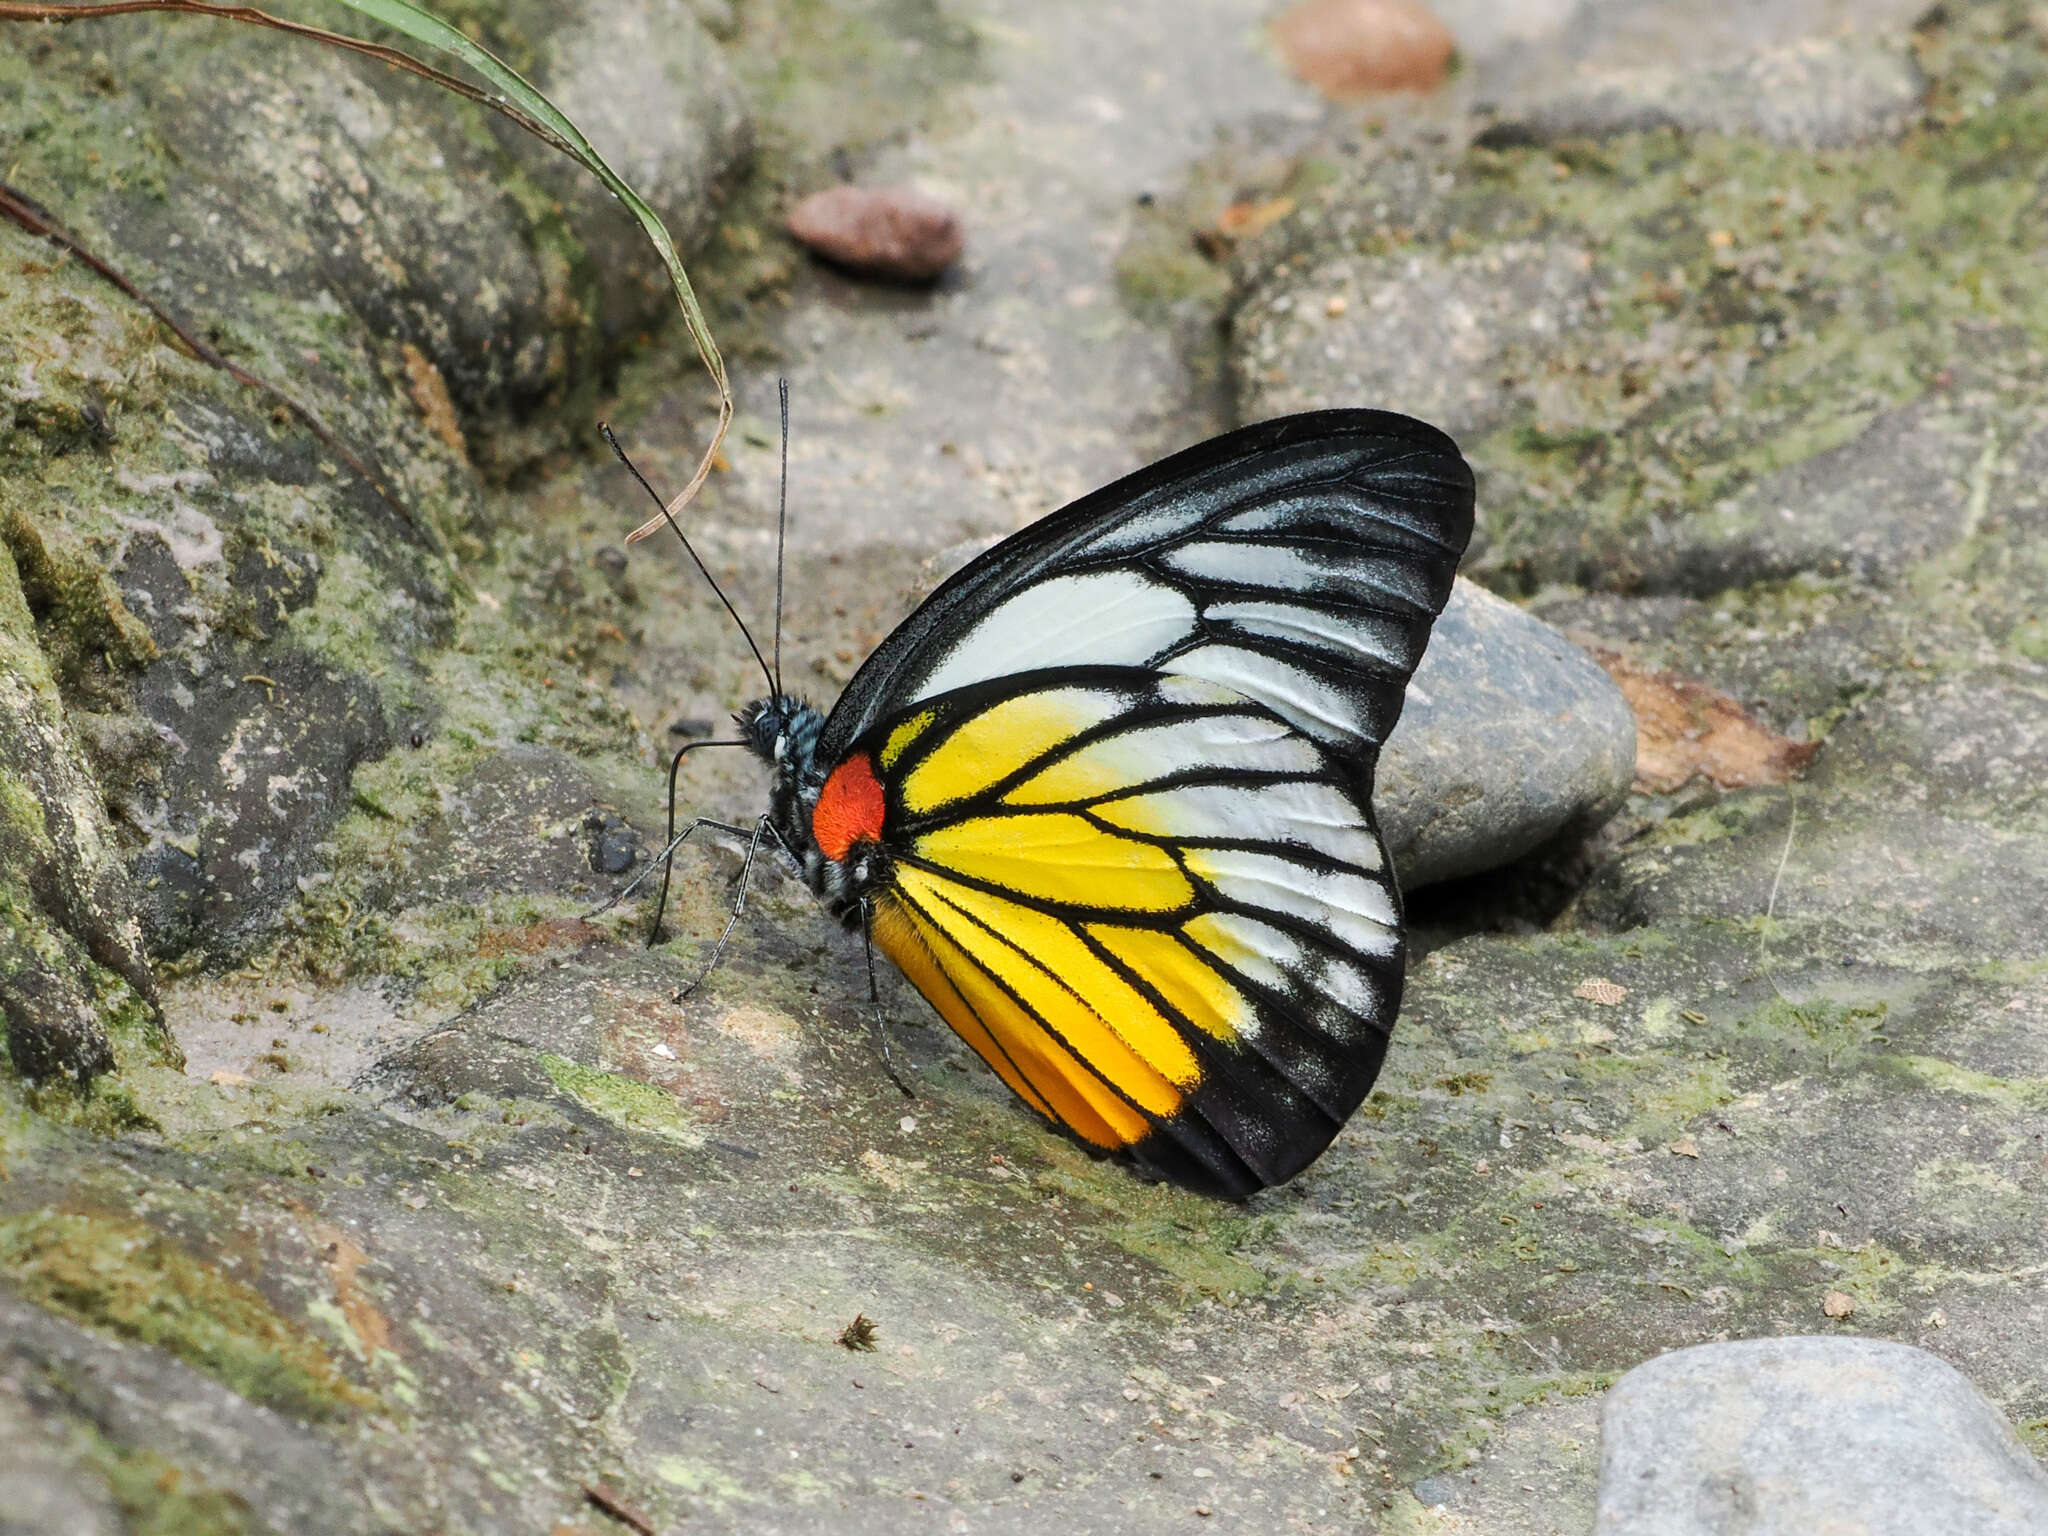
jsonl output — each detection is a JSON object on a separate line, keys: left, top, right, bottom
{"left": 320, "top": 1230, "right": 392, "bottom": 1357}
{"left": 1196, "top": 196, "right": 1297, "bottom": 258}
{"left": 1591, "top": 647, "right": 1819, "bottom": 792}
{"left": 1667, "top": 1137, "right": 1701, "bottom": 1159}
{"left": 1823, "top": 1289, "right": 1857, "bottom": 1320}
{"left": 400, "top": 342, "right": 468, "bottom": 461}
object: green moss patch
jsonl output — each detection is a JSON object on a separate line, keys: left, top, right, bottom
{"left": 0, "top": 508, "right": 157, "bottom": 692}
{"left": 1031, "top": 1145, "right": 1270, "bottom": 1301}
{"left": 538, "top": 1052, "right": 700, "bottom": 1145}
{"left": 1265, "top": 2, "right": 2048, "bottom": 595}
{"left": 0, "top": 1210, "right": 374, "bottom": 1421}
{"left": 84, "top": 1434, "right": 267, "bottom": 1536}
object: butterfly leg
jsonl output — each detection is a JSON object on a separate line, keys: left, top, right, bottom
{"left": 641, "top": 735, "right": 766, "bottom": 943}
{"left": 672, "top": 812, "right": 776, "bottom": 1002}
{"left": 583, "top": 814, "right": 756, "bottom": 937}
{"left": 859, "top": 898, "right": 917, "bottom": 1100}
{"left": 650, "top": 738, "right": 724, "bottom": 945}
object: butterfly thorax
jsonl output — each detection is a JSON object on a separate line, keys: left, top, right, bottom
{"left": 737, "top": 694, "right": 887, "bottom": 926}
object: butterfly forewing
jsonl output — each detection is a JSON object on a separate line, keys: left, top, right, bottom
{"left": 821, "top": 411, "right": 1474, "bottom": 1196}
{"left": 819, "top": 410, "right": 1474, "bottom": 765}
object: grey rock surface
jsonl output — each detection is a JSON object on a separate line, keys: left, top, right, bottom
{"left": 642, "top": 0, "right": 1328, "bottom": 561}
{"left": 1380, "top": 580, "right": 1637, "bottom": 889}
{"left": 0, "top": 3, "right": 747, "bottom": 969}
{"left": 1433, "top": 0, "right": 1932, "bottom": 114}
{"left": 1615, "top": 387, "right": 2012, "bottom": 595}
{"left": 1401, "top": 1389, "right": 1603, "bottom": 1533}
{"left": 0, "top": 537, "right": 161, "bottom": 1081}
{"left": 16, "top": 8, "right": 739, "bottom": 460}
{"left": 1232, "top": 8, "right": 2047, "bottom": 600}
{"left": 1596, "top": 1337, "right": 2048, "bottom": 1535}
{"left": 1478, "top": 34, "right": 1927, "bottom": 150}
{"left": 120, "top": 525, "right": 404, "bottom": 963}
{"left": 515, "top": 0, "right": 753, "bottom": 350}
{"left": 8, "top": 1, "right": 2048, "bottom": 1533}
{"left": 1235, "top": 230, "right": 1601, "bottom": 440}
{"left": 0, "top": 1357, "right": 124, "bottom": 1536}
{"left": 0, "top": 1293, "right": 382, "bottom": 1535}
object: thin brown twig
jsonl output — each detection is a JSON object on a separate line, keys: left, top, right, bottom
{"left": 1758, "top": 791, "right": 1799, "bottom": 1003}
{"left": 580, "top": 1481, "right": 657, "bottom": 1536}
{"left": 0, "top": 178, "right": 422, "bottom": 532}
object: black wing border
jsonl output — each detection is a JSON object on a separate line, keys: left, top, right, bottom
{"left": 817, "top": 409, "right": 1475, "bottom": 761}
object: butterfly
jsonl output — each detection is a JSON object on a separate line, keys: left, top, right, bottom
{"left": 606, "top": 405, "right": 1474, "bottom": 1197}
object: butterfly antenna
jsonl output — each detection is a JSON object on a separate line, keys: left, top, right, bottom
{"left": 601, "top": 423, "right": 776, "bottom": 702}
{"left": 771, "top": 377, "right": 791, "bottom": 698}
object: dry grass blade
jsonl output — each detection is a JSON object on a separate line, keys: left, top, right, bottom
{"left": 0, "top": 0, "right": 732, "bottom": 518}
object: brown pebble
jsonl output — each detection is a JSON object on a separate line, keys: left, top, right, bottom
{"left": 1270, "top": 0, "right": 1455, "bottom": 97}
{"left": 786, "top": 186, "right": 964, "bottom": 283}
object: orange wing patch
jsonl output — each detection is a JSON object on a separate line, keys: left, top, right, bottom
{"left": 872, "top": 896, "right": 1153, "bottom": 1148}
{"left": 813, "top": 753, "right": 887, "bottom": 862}
{"left": 899, "top": 869, "right": 1200, "bottom": 1098}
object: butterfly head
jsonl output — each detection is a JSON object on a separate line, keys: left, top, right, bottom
{"left": 737, "top": 693, "right": 881, "bottom": 915}
{"left": 734, "top": 694, "right": 826, "bottom": 780}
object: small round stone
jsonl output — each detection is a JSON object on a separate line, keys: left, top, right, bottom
{"left": 786, "top": 186, "right": 965, "bottom": 283}
{"left": 1269, "top": 0, "right": 1456, "bottom": 97}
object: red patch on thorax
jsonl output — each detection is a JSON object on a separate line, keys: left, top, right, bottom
{"left": 813, "top": 753, "right": 886, "bottom": 863}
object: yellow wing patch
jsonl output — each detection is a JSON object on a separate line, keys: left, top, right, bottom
{"left": 913, "top": 812, "right": 1193, "bottom": 912}
{"left": 869, "top": 899, "right": 1056, "bottom": 1120}
{"left": 878, "top": 709, "right": 937, "bottom": 770}
{"left": 873, "top": 893, "right": 1155, "bottom": 1148}
{"left": 898, "top": 687, "right": 1125, "bottom": 814}
{"left": 1086, "top": 924, "right": 1253, "bottom": 1045}
{"left": 895, "top": 868, "right": 1196, "bottom": 1109}
{"left": 1000, "top": 734, "right": 1130, "bottom": 806}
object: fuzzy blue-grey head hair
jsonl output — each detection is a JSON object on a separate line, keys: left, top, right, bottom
{"left": 734, "top": 695, "right": 826, "bottom": 779}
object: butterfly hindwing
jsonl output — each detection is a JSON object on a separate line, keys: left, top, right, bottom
{"left": 819, "top": 411, "right": 1474, "bottom": 1195}
{"left": 859, "top": 669, "right": 1406, "bottom": 1196}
